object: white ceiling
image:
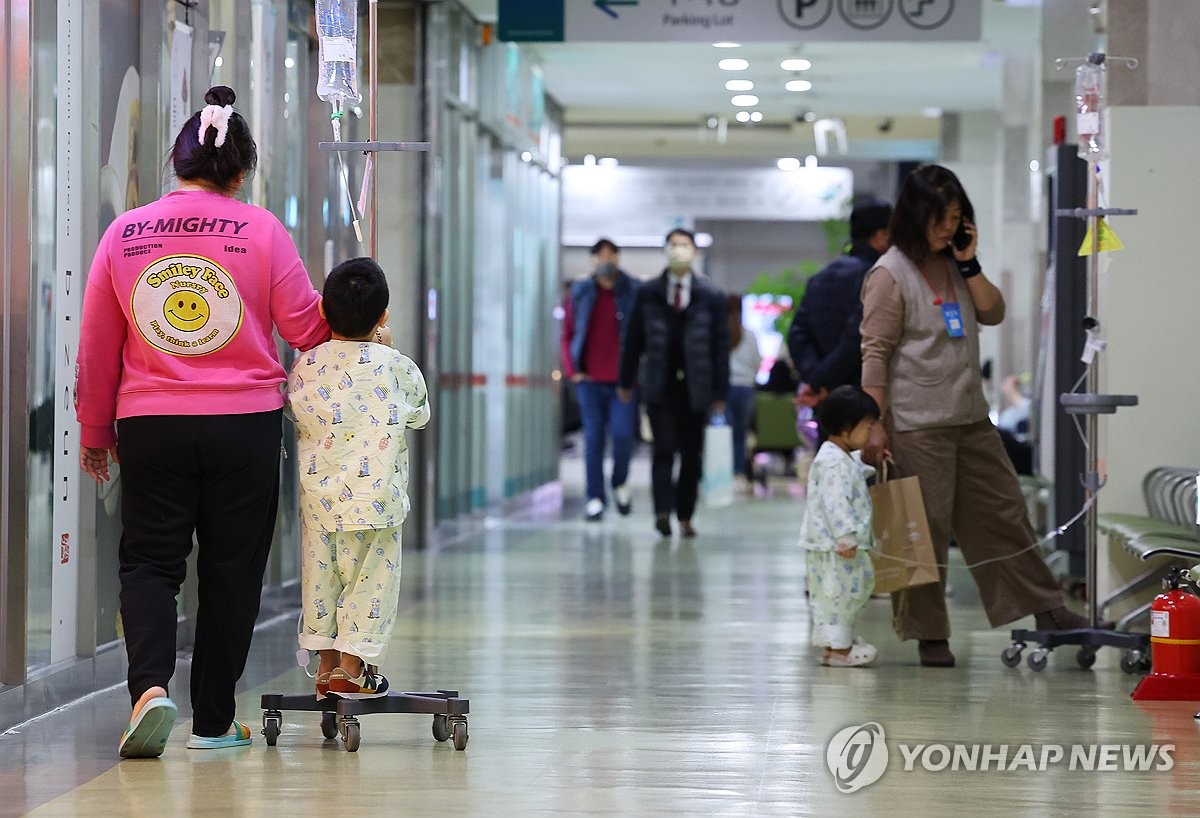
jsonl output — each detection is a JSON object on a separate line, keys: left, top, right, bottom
{"left": 458, "top": 0, "right": 1101, "bottom": 161}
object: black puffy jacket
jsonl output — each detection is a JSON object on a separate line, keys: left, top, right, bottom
{"left": 786, "top": 242, "right": 881, "bottom": 391}
{"left": 619, "top": 272, "right": 730, "bottom": 411}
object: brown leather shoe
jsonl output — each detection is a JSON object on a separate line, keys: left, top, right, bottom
{"left": 918, "top": 639, "right": 956, "bottom": 667}
{"left": 679, "top": 520, "right": 697, "bottom": 539}
{"left": 1034, "top": 606, "right": 1114, "bottom": 631}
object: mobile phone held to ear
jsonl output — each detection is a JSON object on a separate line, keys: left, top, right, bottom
{"left": 953, "top": 223, "right": 972, "bottom": 252}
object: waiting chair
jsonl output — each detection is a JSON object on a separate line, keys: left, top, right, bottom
{"left": 751, "top": 393, "right": 803, "bottom": 486}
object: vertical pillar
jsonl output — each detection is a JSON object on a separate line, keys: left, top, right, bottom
{"left": 1108, "top": 0, "right": 1200, "bottom": 107}
{"left": 0, "top": 0, "right": 33, "bottom": 686}
{"left": 51, "top": 0, "right": 84, "bottom": 664}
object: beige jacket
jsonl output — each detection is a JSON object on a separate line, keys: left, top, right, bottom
{"left": 860, "top": 246, "right": 994, "bottom": 432}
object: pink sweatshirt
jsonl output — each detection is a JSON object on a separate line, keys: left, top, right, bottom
{"left": 76, "top": 188, "right": 330, "bottom": 448}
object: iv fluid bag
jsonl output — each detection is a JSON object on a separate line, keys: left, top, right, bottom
{"left": 1075, "top": 62, "right": 1107, "bottom": 161}
{"left": 316, "top": 0, "right": 361, "bottom": 105}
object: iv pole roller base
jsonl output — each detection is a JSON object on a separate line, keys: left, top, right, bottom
{"left": 1004, "top": 626, "right": 1150, "bottom": 674}
{"left": 1000, "top": 380, "right": 1147, "bottom": 672}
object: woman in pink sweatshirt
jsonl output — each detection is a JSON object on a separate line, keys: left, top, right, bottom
{"left": 76, "top": 86, "right": 329, "bottom": 757}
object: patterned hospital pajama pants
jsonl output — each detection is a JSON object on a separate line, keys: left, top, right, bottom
{"left": 299, "top": 524, "right": 402, "bottom": 663}
{"left": 806, "top": 549, "right": 876, "bottom": 650}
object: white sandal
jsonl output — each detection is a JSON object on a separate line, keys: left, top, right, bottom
{"left": 825, "top": 641, "right": 877, "bottom": 668}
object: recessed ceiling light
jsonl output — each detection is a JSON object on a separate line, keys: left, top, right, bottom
{"left": 803, "top": 111, "right": 817, "bottom": 122}
{"left": 598, "top": 157, "right": 619, "bottom": 167}
{"left": 735, "top": 111, "right": 751, "bottom": 123}
{"left": 777, "top": 158, "right": 801, "bottom": 171}
{"left": 786, "top": 80, "right": 813, "bottom": 92}
{"left": 922, "top": 107, "right": 943, "bottom": 118}
{"left": 731, "top": 94, "right": 759, "bottom": 107}
{"left": 750, "top": 111, "right": 764, "bottom": 122}
{"left": 805, "top": 155, "right": 819, "bottom": 168}
{"left": 718, "top": 58, "right": 749, "bottom": 71}
{"left": 781, "top": 58, "right": 812, "bottom": 72}
{"left": 725, "top": 79, "right": 754, "bottom": 92}
{"left": 712, "top": 42, "right": 741, "bottom": 48}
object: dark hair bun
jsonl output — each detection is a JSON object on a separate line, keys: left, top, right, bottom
{"left": 205, "top": 86, "right": 236, "bottom": 107}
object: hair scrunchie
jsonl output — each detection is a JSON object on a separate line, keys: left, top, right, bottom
{"left": 197, "top": 104, "right": 234, "bottom": 148}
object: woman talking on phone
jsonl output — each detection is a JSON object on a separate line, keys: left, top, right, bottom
{"left": 859, "top": 164, "right": 1090, "bottom": 668}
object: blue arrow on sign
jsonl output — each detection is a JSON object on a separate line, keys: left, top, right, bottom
{"left": 594, "top": 0, "right": 639, "bottom": 19}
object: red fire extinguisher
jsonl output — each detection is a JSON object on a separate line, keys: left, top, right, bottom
{"left": 1132, "top": 565, "right": 1200, "bottom": 701}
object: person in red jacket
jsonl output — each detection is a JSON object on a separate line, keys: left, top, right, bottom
{"left": 561, "top": 239, "right": 639, "bottom": 521}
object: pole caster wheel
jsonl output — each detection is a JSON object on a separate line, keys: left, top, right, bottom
{"left": 341, "top": 717, "right": 361, "bottom": 752}
{"left": 433, "top": 714, "right": 450, "bottom": 742}
{"left": 1076, "top": 647, "right": 1098, "bottom": 670}
{"left": 321, "top": 711, "right": 339, "bottom": 740}
{"left": 451, "top": 719, "right": 468, "bottom": 751}
{"left": 1001, "top": 644, "right": 1024, "bottom": 668}
{"left": 1027, "top": 649, "right": 1049, "bottom": 672}
{"left": 1120, "top": 649, "right": 1146, "bottom": 675}
{"left": 262, "top": 714, "right": 281, "bottom": 747}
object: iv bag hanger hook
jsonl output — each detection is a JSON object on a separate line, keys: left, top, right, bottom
{"left": 1055, "top": 52, "right": 1139, "bottom": 71}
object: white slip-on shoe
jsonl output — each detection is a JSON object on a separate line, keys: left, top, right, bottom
{"left": 585, "top": 498, "right": 604, "bottom": 521}
{"left": 613, "top": 485, "right": 632, "bottom": 516}
{"left": 826, "top": 642, "right": 878, "bottom": 668}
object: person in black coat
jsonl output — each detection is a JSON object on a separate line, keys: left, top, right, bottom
{"left": 619, "top": 229, "right": 729, "bottom": 538}
{"left": 787, "top": 201, "right": 892, "bottom": 407}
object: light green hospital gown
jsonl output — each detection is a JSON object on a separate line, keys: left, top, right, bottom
{"left": 799, "top": 441, "right": 876, "bottom": 650}
{"left": 288, "top": 340, "right": 430, "bottom": 661}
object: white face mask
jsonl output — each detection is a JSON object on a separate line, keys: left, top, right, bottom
{"left": 667, "top": 244, "right": 695, "bottom": 269}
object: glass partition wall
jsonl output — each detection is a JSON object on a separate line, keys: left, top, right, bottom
{"left": 425, "top": 6, "right": 562, "bottom": 521}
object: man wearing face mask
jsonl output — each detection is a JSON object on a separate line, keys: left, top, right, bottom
{"left": 619, "top": 229, "right": 730, "bottom": 538}
{"left": 561, "top": 239, "right": 640, "bottom": 521}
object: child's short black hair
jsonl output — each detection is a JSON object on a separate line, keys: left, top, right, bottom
{"left": 323, "top": 257, "right": 389, "bottom": 338}
{"left": 816, "top": 385, "right": 881, "bottom": 437}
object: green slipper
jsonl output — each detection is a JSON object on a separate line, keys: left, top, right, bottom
{"left": 118, "top": 697, "right": 178, "bottom": 759}
{"left": 185, "top": 720, "right": 253, "bottom": 749}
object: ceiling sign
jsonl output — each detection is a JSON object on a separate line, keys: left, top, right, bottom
{"left": 562, "top": 164, "right": 853, "bottom": 245}
{"left": 500, "top": 0, "right": 980, "bottom": 43}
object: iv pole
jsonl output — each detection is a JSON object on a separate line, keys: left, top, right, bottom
{"left": 321, "top": 0, "right": 430, "bottom": 257}
{"left": 1005, "top": 52, "right": 1145, "bottom": 673}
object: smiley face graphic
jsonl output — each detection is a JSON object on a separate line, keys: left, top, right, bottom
{"left": 133, "top": 254, "right": 243, "bottom": 356}
{"left": 163, "top": 293, "right": 211, "bottom": 332}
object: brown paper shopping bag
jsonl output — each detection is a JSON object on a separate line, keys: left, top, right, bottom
{"left": 869, "top": 462, "right": 940, "bottom": 594}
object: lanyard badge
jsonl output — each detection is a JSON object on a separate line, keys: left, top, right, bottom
{"left": 941, "top": 302, "right": 965, "bottom": 338}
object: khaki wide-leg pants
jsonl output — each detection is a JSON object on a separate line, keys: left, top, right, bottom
{"left": 888, "top": 419, "right": 1063, "bottom": 640}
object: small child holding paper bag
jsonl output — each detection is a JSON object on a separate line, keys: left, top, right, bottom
{"left": 798, "top": 385, "right": 882, "bottom": 668}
